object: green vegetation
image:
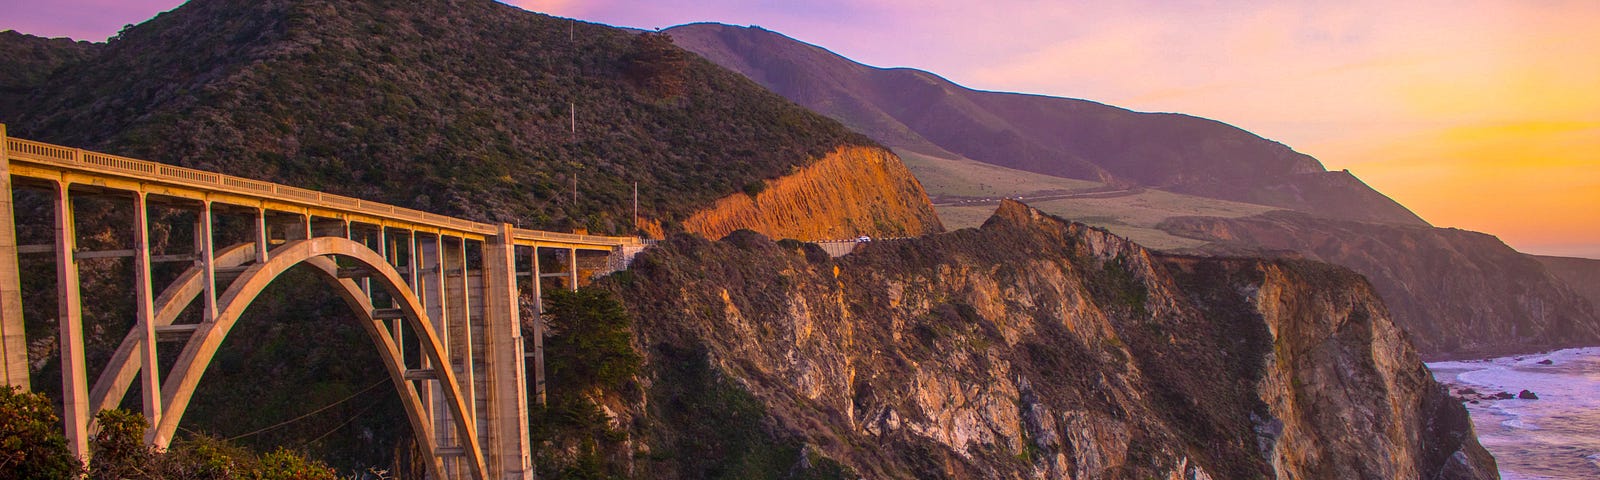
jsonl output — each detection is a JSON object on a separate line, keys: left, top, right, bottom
{"left": 543, "top": 288, "right": 643, "bottom": 393}
{"left": 1, "top": 0, "right": 874, "bottom": 235}
{"left": 531, "top": 287, "right": 640, "bottom": 479}
{"left": 623, "top": 32, "right": 691, "bottom": 99}
{"left": 1083, "top": 254, "right": 1151, "bottom": 319}
{"left": 0, "top": 389, "right": 338, "bottom": 480}
{"left": 0, "top": 385, "right": 82, "bottom": 478}
{"left": 645, "top": 344, "right": 853, "bottom": 480}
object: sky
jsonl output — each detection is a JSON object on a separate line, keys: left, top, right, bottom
{"left": 3, "top": 1, "right": 1597, "bottom": 258}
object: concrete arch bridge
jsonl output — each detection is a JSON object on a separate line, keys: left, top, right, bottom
{"left": 0, "top": 125, "right": 648, "bottom": 479}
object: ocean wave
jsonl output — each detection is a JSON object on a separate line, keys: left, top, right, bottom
{"left": 1429, "top": 347, "right": 1600, "bottom": 479}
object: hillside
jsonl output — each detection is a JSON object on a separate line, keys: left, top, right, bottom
{"left": 571, "top": 201, "right": 1494, "bottom": 479}
{"left": 0, "top": 0, "right": 934, "bottom": 236}
{"left": 665, "top": 22, "right": 1427, "bottom": 227}
{"left": 1161, "top": 211, "right": 1600, "bottom": 358}
{"left": 1535, "top": 255, "right": 1600, "bottom": 312}
{"left": 0, "top": 31, "right": 98, "bottom": 117}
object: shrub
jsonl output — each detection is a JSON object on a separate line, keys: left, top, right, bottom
{"left": 0, "top": 385, "right": 83, "bottom": 478}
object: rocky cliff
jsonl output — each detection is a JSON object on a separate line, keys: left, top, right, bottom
{"left": 682, "top": 145, "right": 943, "bottom": 240}
{"left": 1535, "top": 255, "right": 1600, "bottom": 313}
{"left": 1160, "top": 211, "right": 1600, "bottom": 358}
{"left": 588, "top": 200, "right": 1492, "bottom": 479}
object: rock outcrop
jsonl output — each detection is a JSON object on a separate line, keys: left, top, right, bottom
{"left": 1161, "top": 211, "right": 1600, "bottom": 358}
{"left": 604, "top": 200, "right": 1494, "bottom": 479}
{"left": 682, "top": 145, "right": 943, "bottom": 241}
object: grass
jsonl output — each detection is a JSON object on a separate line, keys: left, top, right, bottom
{"left": 912, "top": 149, "right": 1281, "bottom": 249}
{"left": 897, "top": 149, "right": 1104, "bottom": 199}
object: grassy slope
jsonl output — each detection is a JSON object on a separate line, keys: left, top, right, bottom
{"left": 904, "top": 148, "right": 1278, "bottom": 249}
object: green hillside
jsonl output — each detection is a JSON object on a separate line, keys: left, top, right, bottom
{"left": 1, "top": 0, "right": 873, "bottom": 234}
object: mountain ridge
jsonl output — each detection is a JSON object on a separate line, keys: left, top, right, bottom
{"left": 0, "top": 1, "right": 934, "bottom": 236}
{"left": 666, "top": 22, "right": 1427, "bottom": 227}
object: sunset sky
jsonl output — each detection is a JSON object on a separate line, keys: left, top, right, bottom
{"left": 4, "top": 0, "right": 1597, "bottom": 258}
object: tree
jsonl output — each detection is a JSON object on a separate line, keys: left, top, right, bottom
{"left": 542, "top": 287, "right": 642, "bottom": 393}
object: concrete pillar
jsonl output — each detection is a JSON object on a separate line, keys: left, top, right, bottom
{"left": 0, "top": 124, "right": 29, "bottom": 390}
{"left": 420, "top": 235, "right": 459, "bottom": 477}
{"left": 530, "top": 245, "right": 544, "bottom": 405}
{"left": 132, "top": 193, "right": 162, "bottom": 434}
{"left": 54, "top": 181, "right": 89, "bottom": 459}
{"left": 483, "top": 225, "right": 531, "bottom": 479}
{"left": 254, "top": 208, "right": 268, "bottom": 264}
{"left": 568, "top": 247, "right": 578, "bottom": 292}
{"left": 197, "top": 201, "right": 216, "bottom": 323}
{"left": 443, "top": 237, "right": 475, "bottom": 430}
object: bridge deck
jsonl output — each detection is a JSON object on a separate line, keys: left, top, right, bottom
{"left": 4, "top": 136, "right": 642, "bottom": 251}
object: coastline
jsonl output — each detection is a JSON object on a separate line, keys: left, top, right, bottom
{"left": 1428, "top": 346, "right": 1600, "bottom": 479}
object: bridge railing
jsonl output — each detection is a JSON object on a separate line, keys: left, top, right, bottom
{"left": 5, "top": 137, "right": 644, "bottom": 248}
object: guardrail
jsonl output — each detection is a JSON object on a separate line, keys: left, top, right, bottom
{"left": 5, "top": 137, "right": 643, "bottom": 247}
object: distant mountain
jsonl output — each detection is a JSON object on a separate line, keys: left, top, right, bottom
{"left": 0, "top": 1, "right": 927, "bottom": 235}
{"left": 666, "top": 22, "right": 1427, "bottom": 226}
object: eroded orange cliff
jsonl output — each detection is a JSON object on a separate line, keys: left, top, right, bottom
{"left": 683, "top": 145, "right": 943, "bottom": 240}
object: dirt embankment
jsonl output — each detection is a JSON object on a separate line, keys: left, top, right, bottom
{"left": 683, "top": 145, "right": 943, "bottom": 241}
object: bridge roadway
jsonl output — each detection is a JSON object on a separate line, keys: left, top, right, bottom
{"left": 0, "top": 124, "right": 648, "bottom": 479}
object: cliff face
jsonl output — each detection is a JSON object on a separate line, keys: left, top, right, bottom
{"left": 1535, "top": 255, "right": 1600, "bottom": 311}
{"left": 681, "top": 145, "right": 943, "bottom": 240}
{"left": 1161, "top": 211, "right": 1600, "bottom": 358}
{"left": 604, "top": 200, "right": 1493, "bottom": 479}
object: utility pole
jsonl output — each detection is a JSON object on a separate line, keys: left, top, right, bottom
{"left": 633, "top": 182, "right": 638, "bottom": 230}
{"left": 569, "top": 102, "right": 576, "bottom": 144}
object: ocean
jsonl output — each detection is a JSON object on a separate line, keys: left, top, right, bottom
{"left": 1430, "top": 347, "right": 1600, "bottom": 480}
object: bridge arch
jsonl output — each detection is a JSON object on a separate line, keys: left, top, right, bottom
{"left": 151, "top": 237, "right": 486, "bottom": 479}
